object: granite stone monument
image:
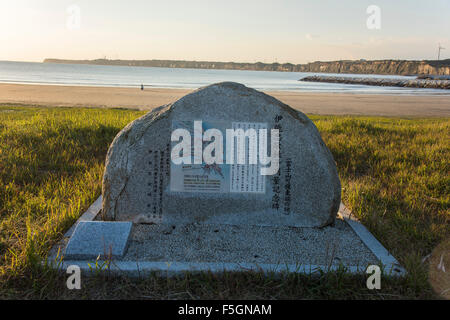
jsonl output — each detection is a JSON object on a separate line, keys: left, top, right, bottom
{"left": 102, "top": 82, "right": 341, "bottom": 228}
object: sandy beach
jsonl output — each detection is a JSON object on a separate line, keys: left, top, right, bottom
{"left": 0, "top": 83, "right": 449, "bottom": 117}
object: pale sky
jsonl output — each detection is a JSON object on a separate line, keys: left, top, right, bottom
{"left": 0, "top": 0, "right": 449, "bottom": 64}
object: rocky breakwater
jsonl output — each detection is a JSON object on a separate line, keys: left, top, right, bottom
{"left": 300, "top": 75, "right": 450, "bottom": 90}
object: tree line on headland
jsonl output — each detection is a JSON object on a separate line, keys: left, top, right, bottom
{"left": 43, "top": 58, "right": 450, "bottom": 76}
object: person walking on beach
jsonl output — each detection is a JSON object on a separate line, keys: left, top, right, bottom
{"left": 141, "top": 84, "right": 144, "bottom": 90}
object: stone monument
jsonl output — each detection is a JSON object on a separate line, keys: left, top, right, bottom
{"left": 55, "top": 82, "right": 402, "bottom": 275}
{"left": 101, "top": 82, "right": 341, "bottom": 228}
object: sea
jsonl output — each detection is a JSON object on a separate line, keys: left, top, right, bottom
{"left": 0, "top": 60, "right": 448, "bottom": 95}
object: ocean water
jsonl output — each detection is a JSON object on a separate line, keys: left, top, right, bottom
{"left": 0, "top": 60, "right": 448, "bottom": 95}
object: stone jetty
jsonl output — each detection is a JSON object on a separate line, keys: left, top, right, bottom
{"left": 300, "top": 75, "right": 450, "bottom": 90}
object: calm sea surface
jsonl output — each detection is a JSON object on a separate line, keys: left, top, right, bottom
{"left": 0, "top": 60, "right": 448, "bottom": 95}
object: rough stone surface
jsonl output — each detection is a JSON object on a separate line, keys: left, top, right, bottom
{"left": 64, "top": 221, "right": 132, "bottom": 259}
{"left": 300, "top": 75, "right": 450, "bottom": 90}
{"left": 123, "top": 220, "right": 378, "bottom": 266}
{"left": 102, "top": 82, "right": 341, "bottom": 227}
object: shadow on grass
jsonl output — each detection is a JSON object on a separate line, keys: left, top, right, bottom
{"left": 0, "top": 264, "right": 419, "bottom": 300}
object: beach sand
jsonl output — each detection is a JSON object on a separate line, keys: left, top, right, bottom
{"left": 0, "top": 83, "right": 449, "bottom": 117}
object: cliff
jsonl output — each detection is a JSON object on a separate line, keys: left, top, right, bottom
{"left": 43, "top": 58, "right": 450, "bottom": 76}
{"left": 43, "top": 58, "right": 298, "bottom": 72}
{"left": 296, "top": 60, "right": 450, "bottom": 76}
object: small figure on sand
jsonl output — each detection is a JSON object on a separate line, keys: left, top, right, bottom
{"left": 141, "top": 84, "right": 144, "bottom": 90}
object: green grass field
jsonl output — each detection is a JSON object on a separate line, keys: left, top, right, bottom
{"left": 0, "top": 105, "right": 448, "bottom": 299}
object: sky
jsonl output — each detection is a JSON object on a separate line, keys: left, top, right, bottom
{"left": 0, "top": 0, "right": 449, "bottom": 64}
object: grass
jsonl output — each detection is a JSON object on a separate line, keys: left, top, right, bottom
{"left": 0, "top": 105, "right": 448, "bottom": 299}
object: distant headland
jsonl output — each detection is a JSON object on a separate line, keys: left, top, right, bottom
{"left": 43, "top": 58, "right": 450, "bottom": 76}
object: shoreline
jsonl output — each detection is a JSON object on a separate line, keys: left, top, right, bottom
{"left": 1, "top": 83, "right": 449, "bottom": 117}
{"left": 3, "top": 81, "right": 450, "bottom": 97}
{"left": 3, "top": 79, "right": 450, "bottom": 95}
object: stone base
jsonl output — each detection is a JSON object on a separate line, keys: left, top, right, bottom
{"left": 48, "top": 197, "right": 405, "bottom": 277}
